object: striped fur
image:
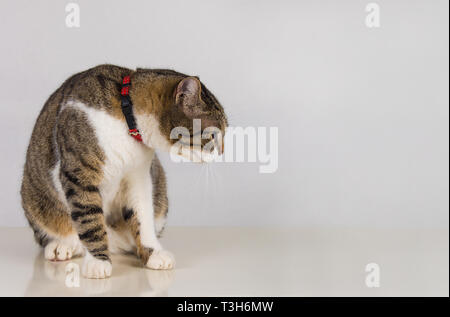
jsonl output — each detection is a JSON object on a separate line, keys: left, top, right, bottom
{"left": 20, "top": 64, "right": 228, "bottom": 278}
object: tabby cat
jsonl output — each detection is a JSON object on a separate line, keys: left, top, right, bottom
{"left": 21, "top": 64, "right": 227, "bottom": 278}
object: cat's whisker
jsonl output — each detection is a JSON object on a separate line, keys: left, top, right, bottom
{"left": 205, "top": 163, "right": 210, "bottom": 193}
{"left": 208, "top": 164, "right": 218, "bottom": 195}
{"left": 204, "top": 163, "right": 219, "bottom": 205}
{"left": 204, "top": 164, "right": 211, "bottom": 193}
{"left": 201, "top": 164, "right": 210, "bottom": 212}
{"left": 194, "top": 160, "right": 205, "bottom": 189}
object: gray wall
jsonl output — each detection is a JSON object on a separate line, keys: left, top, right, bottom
{"left": 0, "top": 0, "right": 448, "bottom": 227}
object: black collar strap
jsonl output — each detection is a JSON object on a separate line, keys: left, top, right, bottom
{"left": 121, "top": 76, "right": 143, "bottom": 142}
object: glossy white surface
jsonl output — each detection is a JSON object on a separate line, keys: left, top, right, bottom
{"left": 0, "top": 227, "right": 447, "bottom": 296}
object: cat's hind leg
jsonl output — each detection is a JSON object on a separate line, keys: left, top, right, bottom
{"left": 24, "top": 211, "right": 84, "bottom": 261}
{"left": 21, "top": 184, "right": 83, "bottom": 261}
{"left": 22, "top": 164, "right": 83, "bottom": 261}
{"left": 56, "top": 107, "right": 112, "bottom": 278}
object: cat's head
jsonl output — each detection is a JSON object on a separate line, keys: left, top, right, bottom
{"left": 133, "top": 70, "right": 228, "bottom": 162}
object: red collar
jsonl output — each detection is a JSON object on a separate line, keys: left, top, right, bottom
{"left": 120, "top": 76, "right": 143, "bottom": 142}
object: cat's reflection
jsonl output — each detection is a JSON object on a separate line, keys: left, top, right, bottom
{"left": 24, "top": 252, "right": 174, "bottom": 296}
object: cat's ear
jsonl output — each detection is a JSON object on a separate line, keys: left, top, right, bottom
{"left": 175, "top": 77, "right": 201, "bottom": 108}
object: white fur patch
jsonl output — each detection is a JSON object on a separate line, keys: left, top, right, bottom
{"left": 44, "top": 234, "right": 84, "bottom": 261}
{"left": 124, "top": 162, "right": 162, "bottom": 250}
{"left": 63, "top": 101, "right": 158, "bottom": 215}
{"left": 155, "top": 216, "right": 167, "bottom": 236}
{"left": 50, "top": 161, "right": 69, "bottom": 209}
{"left": 62, "top": 100, "right": 173, "bottom": 262}
{"left": 146, "top": 249, "right": 175, "bottom": 270}
{"left": 135, "top": 113, "right": 172, "bottom": 152}
{"left": 82, "top": 252, "right": 112, "bottom": 279}
{"left": 106, "top": 226, "right": 135, "bottom": 254}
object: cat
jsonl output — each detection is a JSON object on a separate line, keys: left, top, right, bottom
{"left": 21, "top": 64, "right": 227, "bottom": 278}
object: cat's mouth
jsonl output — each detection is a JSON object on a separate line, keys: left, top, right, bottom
{"left": 172, "top": 135, "right": 224, "bottom": 163}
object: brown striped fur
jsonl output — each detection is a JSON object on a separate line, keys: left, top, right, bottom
{"left": 21, "top": 64, "right": 227, "bottom": 273}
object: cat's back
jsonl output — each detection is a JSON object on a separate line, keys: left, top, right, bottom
{"left": 22, "top": 65, "right": 132, "bottom": 195}
{"left": 21, "top": 65, "right": 135, "bottom": 245}
{"left": 27, "top": 66, "right": 130, "bottom": 157}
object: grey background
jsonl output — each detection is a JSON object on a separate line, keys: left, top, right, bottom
{"left": 0, "top": 0, "right": 448, "bottom": 228}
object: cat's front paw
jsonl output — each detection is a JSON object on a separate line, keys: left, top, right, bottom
{"left": 146, "top": 249, "right": 175, "bottom": 270}
{"left": 82, "top": 256, "right": 112, "bottom": 279}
